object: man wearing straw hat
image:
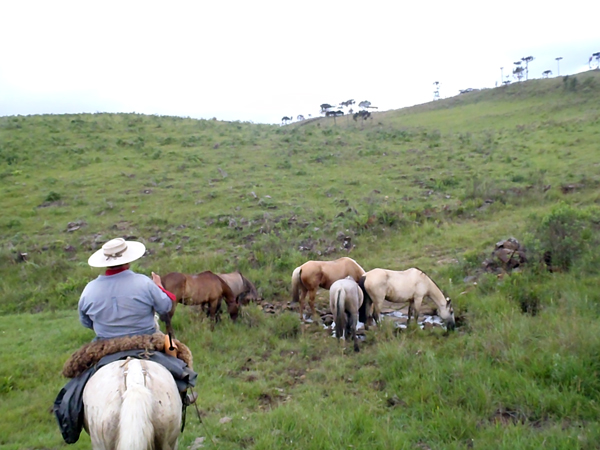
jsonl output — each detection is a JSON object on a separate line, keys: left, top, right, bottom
{"left": 80, "top": 237, "right": 174, "bottom": 339}
{"left": 54, "top": 238, "right": 197, "bottom": 444}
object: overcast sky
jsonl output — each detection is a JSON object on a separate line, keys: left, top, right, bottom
{"left": 1, "top": 1, "right": 598, "bottom": 124}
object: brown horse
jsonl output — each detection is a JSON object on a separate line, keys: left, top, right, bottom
{"left": 291, "top": 257, "right": 366, "bottom": 321}
{"left": 162, "top": 271, "right": 239, "bottom": 323}
{"left": 218, "top": 271, "right": 259, "bottom": 305}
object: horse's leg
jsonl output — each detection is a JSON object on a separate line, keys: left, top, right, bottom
{"left": 372, "top": 302, "right": 380, "bottom": 326}
{"left": 413, "top": 296, "right": 424, "bottom": 327}
{"left": 349, "top": 313, "right": 360, "bottom": 352}
{"left": 299, "top": 287, "right": 308, "bottom": 321}
{"left": 209, "top": 299, "right": 220, "bottom": 323}
{"left": 308, "top": 289, "right": 319, "bottom": 322}
{"left": 366, "top": 294, "right": 381, "bottom": 329}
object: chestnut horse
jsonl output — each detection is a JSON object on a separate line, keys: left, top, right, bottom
{"left": 218, "top": 271, "right": 259, "bottom": 305}
{"left": 162, "top": 271, "right": 239, "bottom": 323}
{"left": 330, "top": 277, "right": 364, "bottom": 352}
{"left": 83, "top": 358, "right": 181, "bottom": 450}
{"left": 291, "top": 257, "right": 366, "bottom": 321}
{"left": 358, "top": 267, "right": 455, "bottom": 330}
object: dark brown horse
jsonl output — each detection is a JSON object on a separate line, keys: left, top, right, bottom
{"left": 291, "top": 257, "right": 366, "bottom": 321}
{"left": 218, "top": 271, "right": 259, "bottom": 305}
{"left": 162, "top": 271, "right": 239, "bottom": 323}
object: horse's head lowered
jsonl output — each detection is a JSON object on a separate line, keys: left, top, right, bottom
{"left": 439, "top": 297, "right": 456, "bottom": 331}
{"left": 240, "top": 276, "right": 259, "bottom": 305}
{"left": 227, "top": 300, "right": 240, "bottom": 322}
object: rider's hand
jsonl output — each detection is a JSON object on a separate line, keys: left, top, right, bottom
{"left": 151, "top": 272, "right": 163, "bottom": 288}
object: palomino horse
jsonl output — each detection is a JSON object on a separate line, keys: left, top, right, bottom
{"left": 330, "top": 277, "right": 364, "bottom": 352}
{"left": 83, "top": 358, "right": 181, "bottom": 450}
{"left": 358, "top": 268, "right": 455, "bottom": 330}
{"left": 218, "top": 271, "right": 259, "bottom": 305}
{"left": 291, "top": 257, "right": 366, "bottom": 321}
{"left": 162, "top": 271, "right": 239, "bottom": 323}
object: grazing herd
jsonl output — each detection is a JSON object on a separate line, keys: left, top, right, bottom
{"left": 166, "top": 258, "right": 456, "bottom": 352}
{"left": 79, "top": 259, "right": 455, "bottom": 450}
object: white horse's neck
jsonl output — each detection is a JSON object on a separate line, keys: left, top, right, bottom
{"left": 426, "top": 277, "right": 447, "bottom": 308}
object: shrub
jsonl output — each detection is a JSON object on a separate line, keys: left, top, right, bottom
{"left": 270, "top": 311, "right": 300, "bottom": 339}
{"left": 499, "top": 272, "right": 544, "bottom": 315}
{"left": 528, "top": 202, "right": 597, "bottom": 271}
{"left": 45, "top": 191, "right": 62, "bottom": 202}
{"left": 240, "top": 304, "right": 267, "bottom": 328}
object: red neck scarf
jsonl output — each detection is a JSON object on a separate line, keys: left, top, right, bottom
{"left": 105, "top": 266, "right": 129, "bottom": 276}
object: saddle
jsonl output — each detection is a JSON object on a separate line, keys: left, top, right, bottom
{"left": 62, "top": 332, "right": 193, "bottom": 378}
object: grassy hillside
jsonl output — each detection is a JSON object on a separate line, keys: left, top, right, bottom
{"left": 1, "top": 71, "right": 599, "bottom": 449}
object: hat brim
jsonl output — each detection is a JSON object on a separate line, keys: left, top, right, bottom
{"left": 88, "top": 241, "right": 146, "bottom": 268}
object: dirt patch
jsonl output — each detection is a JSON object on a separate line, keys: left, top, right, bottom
{"left": 489, "top": 407, "right": 526, "bottom": 426}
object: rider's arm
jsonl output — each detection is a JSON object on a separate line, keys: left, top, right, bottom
{"left": 152, "top": 272, "right": 177, "bottom": 322}
{"left": 78, "top": 298, "right": 93, "bottom": 329}
{"left": 147, "top": 275, "right": 174, "bottom": 322}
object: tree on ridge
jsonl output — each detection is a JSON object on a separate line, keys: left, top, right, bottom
{"left": 521, "top": 56, "right": 534, "bottom": 80}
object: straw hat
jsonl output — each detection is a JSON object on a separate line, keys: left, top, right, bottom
{"left": 88, "top": 238, "right": 146, "bottom": 268}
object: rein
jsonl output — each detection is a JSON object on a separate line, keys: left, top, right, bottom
{"left": 188, "top": 386, "right": 217, "bottom": 444}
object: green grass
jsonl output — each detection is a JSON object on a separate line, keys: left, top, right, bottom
{"left": 1, "top": 71, "right": 600, "bottom": 449}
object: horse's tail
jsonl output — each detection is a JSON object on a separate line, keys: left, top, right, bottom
{"left": 335, "top": 289, "right": 346, "bottom": 340}
{"left": 291, "top": 266, "right": 303, "bottom": 303}
{"left": 117, "top": 359, "right": 154, "bottom": 450}
{"left": 358, "top": 275, "right": 371, "bottom": 324}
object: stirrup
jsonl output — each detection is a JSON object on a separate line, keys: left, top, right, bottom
{"left": 183, "top": 391, "right": 198, "bottom": 406}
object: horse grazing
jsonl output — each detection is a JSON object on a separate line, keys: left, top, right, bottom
{"left": 218, "top": 270, "right": 259, "bottom": 305}
{"left": 330, "top": 277, "right": 364, "bottom": 352}
{"left": 291, "top": 257, "right": 366, "bottom": 321}
{"left": 358, "top": 268, "right": 455, "bottom": 331}
{"left": 83, "top": 358, "right": 181, "bottom": 450}
{"left": 162, "top": 271, "right": 239, "bottom": 323}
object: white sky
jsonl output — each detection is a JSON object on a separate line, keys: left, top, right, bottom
{"left": 1, "top": 1, "right": 598, "bottom": 124}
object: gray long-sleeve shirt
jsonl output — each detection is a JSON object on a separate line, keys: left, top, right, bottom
{"left": 78, "top": 270, "right": 173, "bottom": 339}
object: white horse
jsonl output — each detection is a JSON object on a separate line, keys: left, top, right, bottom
{"left": 83, "top": 358, "right": 182, "bottom": 450}
{"left": 358, "top": 268, "right": 455, "bottom": 331}
{"left": 330, "top": 277, "right": 364, "bottom": 352}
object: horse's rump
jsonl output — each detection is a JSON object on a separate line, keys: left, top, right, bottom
{"left": 329, "top": 277, "right": 363, "bottom": 352}
{"left": 83, "top": 358, "right": 182, "bottom": 450}
{"left": 299, "top": 257, "right": 365, "bottom": 290}
{"left": 55, "top": 349, "right": 196, "bottom": 446}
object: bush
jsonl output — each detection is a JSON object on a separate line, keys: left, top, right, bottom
{"left": 499, "top": 272, "right": 544, "bottom": 315}
{"left": 269, "top": 311, "right": 300, "bottom": 339}
{"left": 240, "top": 304, "right": 267, "bottom": 328}
{"left": 528, "top": 202, "right": 597, "bottom": 271}
{"left": 44, "top": 191, "right": 62, "bottom": 202}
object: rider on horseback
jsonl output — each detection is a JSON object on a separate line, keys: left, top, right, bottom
{"left": 54, "top": 238, "right": 197, "bottom": 444}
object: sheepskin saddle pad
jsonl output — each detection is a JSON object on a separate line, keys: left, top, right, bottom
{"left": 62, "top": 333, "right": 193, "bottom": 378}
